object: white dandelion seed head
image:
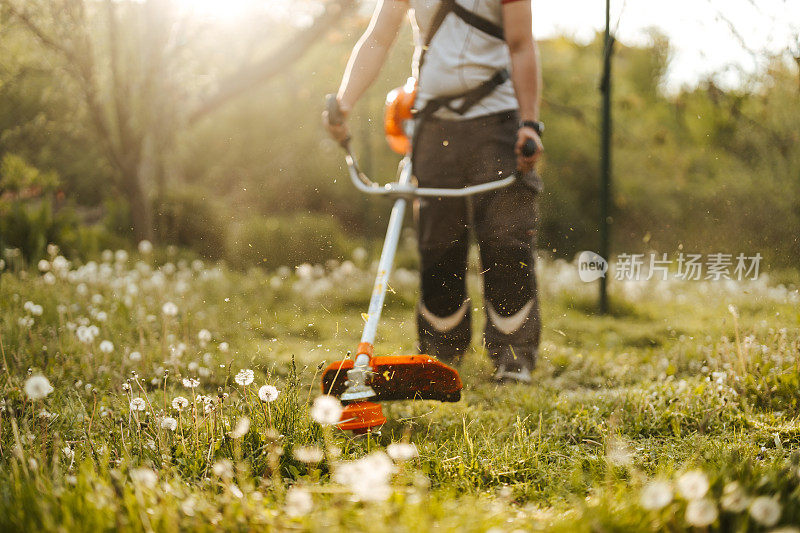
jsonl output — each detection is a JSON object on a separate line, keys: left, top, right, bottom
{"left": 182, "top": 378, "right": 200, "bottom": 389}
{"left": 749, "top": 496, "right": 781, "bottom": 527}
{"left": 218, "top": 342, "right": 229, "bottom": 353}
{"left": 161, "top": 417, "right": 178, "bottom": 431}
{"left": 130, "top": 468, "right": 157, "bottom": 489}
{"left": 212, "top": 459, "right": 234, "bottom": 479}
{"left": 720, "top": 481, "right": 750, "bottom": 512}
{"left": 38, "top": 259, "right": 50, "bottom": 272}
{"left": 640, "top": 480, "right": 673, "bottom": 510}
{"left": 171, "top": 396, "right": 189, "bottom": 410}
{"left": 101, "top": 250, "right": 113, "bottom": 263}
{"left": 43, "top": 272, "right": 56, "bottom": 285}
{"left": 99, "top": 340, "right": 114, "bottom": 354}
{"left": 728, "top": 304, "right": 739, "bottom": 318}
{"left": 51, "top": 255, "right": 69, "bottom": 272}
{"left": 138, "top": 240, "right": 153, "bottom": 255}
{"left": 258, "top": 385, "right": 280, "bottom": 402}
{"left": 24, "top": 375, "right": 54, "bottom": 400}
{"left": 676, "top": 470, "right": 710, "bottom": 501}
{"left": 76, "top": 325, "right": 95, "bottom": 344}
{"left": 293, "top": 446, "right": 324, "bottom": 464}
{"left": 285, "top": 487, "right": 314, "bottom": 517}
{"left": 122, "top": 382, "right": 131, "bottom": 392}
{"left": 685, "top": 498, "right": 718, "bottom": 527}
{"left": 129, "top": 351, "right": 142, "bottom": 362}
{"left": 234, "top": 369, "right": 254, "bottom": 387}
{"left": 333, "top": 451, "right": 395, "bottom": 502}
{"left": 229, "top": 416, "right": 250, "bottom": 439}
{"left": 162, "top": 302, "right": 178, "bottom": 317}
{"left": 197, "top": 329, "right": 212, "bottom": 344}
{"left": 310, "top": 395, "right": 342, "bottom": 426}
{"left": 114, "top": 249, "right": 128, "bottom": 263}
{"left": 129, "top": 397, "right": 146, "bottom": 411}
{"left": 47, "top": 243, "right": 59, "bottom": 257}
{"left": 386, "top": 442, "right": 419, "bottom": 462}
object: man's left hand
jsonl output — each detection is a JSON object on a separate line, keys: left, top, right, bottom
{"left": 515, "top": 127, "right": 543, "bottom": 173}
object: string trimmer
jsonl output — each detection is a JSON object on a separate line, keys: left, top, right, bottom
{"left": 321, "top": 84, "right": 537, "bottom": 433}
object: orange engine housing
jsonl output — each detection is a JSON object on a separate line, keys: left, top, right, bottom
{"left": 384, "top": 77, "right": 417, "bottom": 155}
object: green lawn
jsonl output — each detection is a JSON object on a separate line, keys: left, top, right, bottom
{"left": 1, "top": 247, "right": 799, "bottom": 532}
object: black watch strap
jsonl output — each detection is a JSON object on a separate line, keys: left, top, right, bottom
{"left": 521, "top": 120, "right": 544, "bottom": 137}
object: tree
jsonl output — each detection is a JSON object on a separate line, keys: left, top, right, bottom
{"left": 0, "top": 0, "right": 356, "bottom": 241}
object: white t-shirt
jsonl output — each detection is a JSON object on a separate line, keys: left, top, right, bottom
{"left": 402, "top": 0, "right": 524, "bottom": 119}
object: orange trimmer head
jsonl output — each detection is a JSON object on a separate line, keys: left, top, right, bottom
{"left": 322, "top": 355, "right": 462, "bottom": 403}
{"left": 321, "top": 351, "right": 462, "bottom": 433}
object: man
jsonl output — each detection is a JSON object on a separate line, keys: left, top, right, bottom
{"left": 324, "top": 0, "right": 544, "bottom": 383}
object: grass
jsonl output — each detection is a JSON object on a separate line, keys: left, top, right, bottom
{"left": 1, "top": 245, "right": 799, "bottom": 532}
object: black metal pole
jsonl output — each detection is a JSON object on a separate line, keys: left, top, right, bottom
{"left": 599, "top": 0, "right": 614, "bottom": 314}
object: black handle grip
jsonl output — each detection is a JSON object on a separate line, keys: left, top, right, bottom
{"left": 522, "top": 138, "right": 538, "bottom": 158}
{"left": 325, "top": 94, "right": 344, "bottom": 126}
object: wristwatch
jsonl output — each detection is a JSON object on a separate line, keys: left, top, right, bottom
{"left": 521, "top": 120, "right": 544, "bottom": 137}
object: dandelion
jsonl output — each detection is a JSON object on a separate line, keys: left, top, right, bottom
{"left": 676, "top": 470, "right": 709, "bottom": 500}
{"left": 293, "top": 446, "right": 324, "bottom": 464}
{"left": 24, "top": 375, "right": 54, "bottom": 400}
{"left": 130, "top": 468, "right": 158, "bottom": 489}
{"left": 172, "top": 396, "right": 189, "bottom": 410}
{"left": 138, "top": 240, "right": 153, "bottom": 255}
{"left": 285, "top": 487, "right": 314, "bottom": 517}
{"left": 218, "top": 342, "right": 229, "bottom": 353}
{"left": 198, "top": 329, "right": 212, "bottom": 345}
{"left": 728, "top": 304, "right": 738, "bottom": 319}
{"left": 43, "top": 272, "right": 56, "bottom": 285}
{"left": 122, "top": 382, "right": 131, "bottom": 393}
{"left": 101, "top": 250, "right": 113, "bottom": 263}
{"left": 76, "top": 326, "right": 96, "bottom": 344}
{"left": 129, "top": 397, "right": 146, "bottom": 411}
{"left": 387, "top": 442, "right": 419, "bottom": 462}
{"left": 258, "top": 385, "right": 280, "bottom": 402}
{"left": 310, "top": 395, "right": 342, "bottom": 426}
{"left": 114, "top": 249, "right": 128, "bottom": 263}
{"left": 685, "top": 498, "right": 718, "bottom": 527}
{"left": 162, "top": 302, "right": 178, "bottom": 317}
{"left": 333, "top": 451, "right": 395, "bottom": 502}
{"left": 161, "top": 417, "right": 178, "bottom": 431}
{"left": 720, "top": 481, "right": 749, "bottom": 512}
{"left": 38, "top": 259, "right": 50, "bottom": 272}
{"left": 749, "top": 496, "right": 781, "bottom": 527}
{"left": 212, "top": 459, "right": 234, "bottom": 479}
{"left": 129, "top": 351, "right": 142, "bottom": 362}
{"left": 229, "top": 416, "right": 250, "bottom": 439}
{"left": 640, "top": 480, "right": 673, "bottom": 510}
{"left": 182, "top": 378, "right": 200, "bottom": 389}
{"left": 235, "top": 369, "right": 254, "bottom": 387}
{"left": 99, "top": 340, "right": 114, "bottom": 354}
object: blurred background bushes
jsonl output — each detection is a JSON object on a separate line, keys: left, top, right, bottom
{"left": 0, "top": 2, "right": 797, "bottom": 270}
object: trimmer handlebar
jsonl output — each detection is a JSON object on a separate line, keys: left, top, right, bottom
{"left": 325, "top": 94, "right": 537, "bottom": 199}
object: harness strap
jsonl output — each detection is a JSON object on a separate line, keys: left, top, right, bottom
{"left": 416, "top": 0, "right": 509, "bottom": 122}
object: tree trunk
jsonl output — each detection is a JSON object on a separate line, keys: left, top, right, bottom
{"left": 122, "top": 163, "right": 153, "bottom": 242}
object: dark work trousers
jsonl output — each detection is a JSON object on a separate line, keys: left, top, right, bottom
{"left": 412, "top": 109, "right": 542, "bottom": 368}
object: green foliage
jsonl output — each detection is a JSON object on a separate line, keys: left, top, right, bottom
{"left": 228, "top": 213, "right": 354, "bottom": 270}
{"left": 155, "top": 188, "right": 226, "bottom": 260}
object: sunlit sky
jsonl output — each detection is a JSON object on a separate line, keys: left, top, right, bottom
{"left": 176, "top": 0, "right": 800, "bottom": 91}
{"left": 532, "top": 0, "right": 800, "bottom": 91}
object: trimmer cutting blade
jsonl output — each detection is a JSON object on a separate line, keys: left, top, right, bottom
{"left": 322, "top": 355, "right": 462, "bottom": 403}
